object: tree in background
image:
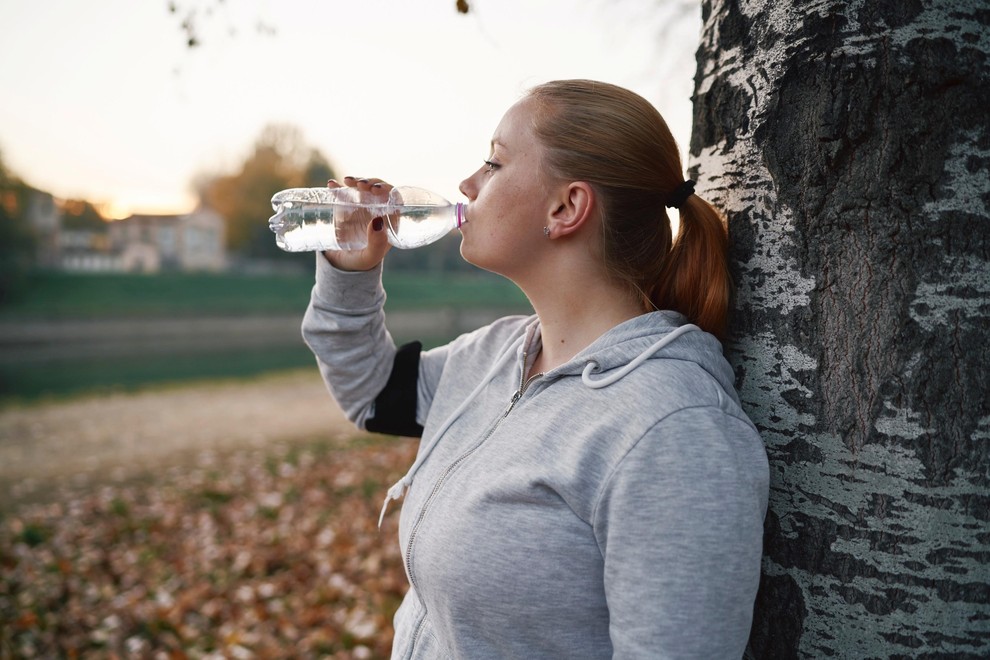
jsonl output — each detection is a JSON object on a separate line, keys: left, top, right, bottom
{"left": 198, "top": 123, "right": 336, "bottom": 261}
{"left": 0, "top": 149, "right": 38, "bottom": 303}
{"left": 691, "top": 0, "right": 989, "bottom": 656}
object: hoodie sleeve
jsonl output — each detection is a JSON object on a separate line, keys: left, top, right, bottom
{"left": 301, "top": 254, "right": 397, "bottom": 431}
{"left": 594, "top": 405, "right": 768, "bottom": 659}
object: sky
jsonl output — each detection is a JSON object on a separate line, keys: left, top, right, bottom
{"left": 0, "top": 0, "right": 700, "bottom": 219}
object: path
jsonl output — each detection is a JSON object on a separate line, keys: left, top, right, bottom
{"left": 0, "top": 370, "right": 361, "bottom": 508}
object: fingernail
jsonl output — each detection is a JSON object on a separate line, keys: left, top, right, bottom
{"left": 372, "top": 182, "right": 383, "bottom": 189}
{"left": 327, "top": 178, "right": 338, "bottom": 186}
{"left": 359, "top": 178, "right": 370, "bottom": 184}
{"left": 372, "top": 217, "right": 384, "bottom": 232}
{"left": 344, "top": 175, "right": 355, "bottom": 181}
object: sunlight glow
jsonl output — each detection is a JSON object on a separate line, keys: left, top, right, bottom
{"left": 0, "top": 0, "right": 699, "bottom": 218}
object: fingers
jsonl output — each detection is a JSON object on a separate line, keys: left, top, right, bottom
{"left": 337, "top": 176, "right": 393, "bottom": 196}
{"left": 367, "top": 215, "right": 391, "bottom": 251}
{"left": 320, "top": 176, "right": 393, "bottom": 273}
{"left": 330, "top": 176, "right": 392, "bottom": 189}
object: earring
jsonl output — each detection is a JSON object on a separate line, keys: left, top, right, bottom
{"left": 543, "top": 226, "right": 551, "bottom": 238}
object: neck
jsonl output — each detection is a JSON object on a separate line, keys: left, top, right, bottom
{"left": 521, "top": 267, "right": 644, "bottom": 376}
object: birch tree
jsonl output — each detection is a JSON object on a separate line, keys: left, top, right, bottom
{"left": 690, "top": 0, "right": 989, "bottom": 656}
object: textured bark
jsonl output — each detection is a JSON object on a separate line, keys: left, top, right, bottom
{"left": 690, "top": 0, "right": 990, "bottom": 657}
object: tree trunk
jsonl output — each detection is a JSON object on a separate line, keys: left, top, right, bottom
{"left": 690, "top": 0, "right": 990, "bottom": 656}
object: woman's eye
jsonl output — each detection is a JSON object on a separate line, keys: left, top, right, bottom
{"left": 484, "top": 160, "right": 500, "bottom": 174}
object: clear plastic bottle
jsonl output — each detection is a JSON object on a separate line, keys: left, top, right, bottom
{"left": 269, "top": 186, "right": 466, "bottom": 252}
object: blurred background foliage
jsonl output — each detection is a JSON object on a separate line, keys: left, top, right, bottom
{"left": 0, "top": 150, "right": 39, "bottom": 304}
{"left": 196, "top": 123, "right": 335, "bottom": 263}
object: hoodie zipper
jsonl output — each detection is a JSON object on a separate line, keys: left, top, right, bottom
{"left": 405, "top": 352, "right": 543, "bottom": 652}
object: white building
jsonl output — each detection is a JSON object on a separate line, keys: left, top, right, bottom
{"left": 16, "top": 187, "right": 228, "bottom": 273}
{"left": 104, "top": 207, "right": 227, "bottom": 273}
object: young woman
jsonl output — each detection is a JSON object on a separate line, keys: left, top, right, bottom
{"left": 302, "top": 79, "right": 769, "bottom": 658}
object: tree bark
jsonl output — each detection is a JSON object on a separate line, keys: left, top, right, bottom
{"left": 690, "top": 0, "right": 990, "bottom": 656}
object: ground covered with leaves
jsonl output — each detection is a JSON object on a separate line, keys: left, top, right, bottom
{"left": 1, "top": 436, "right": 418, "bottom": 659}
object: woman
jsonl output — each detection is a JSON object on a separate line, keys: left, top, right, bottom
{"left": 302, "top": 79, "right": 769, "bottom": 659}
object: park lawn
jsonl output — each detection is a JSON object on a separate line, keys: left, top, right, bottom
{"left": 0, "top": 271, "right": 531, "bottom": 403}
{"left": 0, "top": 270, "right": 529, "bottom": 320}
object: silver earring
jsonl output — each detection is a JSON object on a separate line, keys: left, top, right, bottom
{"left": 543, "top": 226, "right": 551, "bottom": 238}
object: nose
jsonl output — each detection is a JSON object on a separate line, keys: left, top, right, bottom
{"left": 459, "top": 169, "right": 479, "bottom": 201}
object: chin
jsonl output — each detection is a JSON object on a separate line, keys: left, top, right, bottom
{"left": 458, "top": 236, "right": 480, "bottom": 268}
{"left": 459, "top": 239, "right": 498, "bottom": 275}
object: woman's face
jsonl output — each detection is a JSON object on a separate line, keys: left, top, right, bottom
{"left": 458, "top": 97, "right": 560, "bottom": 280}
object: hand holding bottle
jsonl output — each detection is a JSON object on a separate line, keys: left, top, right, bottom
{"left": 323, "top": 177, "right": 393, "bottom": 272}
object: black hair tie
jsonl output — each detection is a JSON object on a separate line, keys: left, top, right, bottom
{"left": 665, "top": 179, "right": 696, "bottom": 209}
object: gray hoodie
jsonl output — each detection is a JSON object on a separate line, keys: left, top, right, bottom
{"left": 302, "top": 256, "right": 769, "bottom": 659}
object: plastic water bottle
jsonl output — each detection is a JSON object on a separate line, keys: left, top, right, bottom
{"left": 269, "top": 186, "right": 466, "bottom": 251}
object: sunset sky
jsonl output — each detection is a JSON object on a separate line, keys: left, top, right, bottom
{"left": 0, "top": 0, "right": 699, "bottom": 219}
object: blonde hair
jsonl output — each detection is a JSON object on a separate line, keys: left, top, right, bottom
{"left": 527, "top": 79, "right": 731, "bottom": 339}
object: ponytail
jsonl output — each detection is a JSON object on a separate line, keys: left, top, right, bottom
{"left": 526, "top": 80, "right": 733, "bottom": 339}
{"left": 651, "top": 193, "right": 731, "bottom": 340}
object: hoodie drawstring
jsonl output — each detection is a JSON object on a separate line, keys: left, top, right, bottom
{"left": 378, "top": 333, "right": 526, "bottom": 528}
{"left": 581, "top": 324, "right": 701, "bottom": 389}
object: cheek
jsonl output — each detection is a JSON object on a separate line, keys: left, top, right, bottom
{"left": 458, "top": 231, "right": 488, "bottom": 270}
{"left": 458, "top": 215, "right": 507, "bottom": 269}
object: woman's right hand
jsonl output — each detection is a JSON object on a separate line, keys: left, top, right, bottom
{"left": 322, "top": 176, "right": 393, "bottom": 272}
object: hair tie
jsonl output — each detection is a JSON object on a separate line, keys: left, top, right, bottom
{"left": 665, "top": 179, "right": 695, "bottom": 209}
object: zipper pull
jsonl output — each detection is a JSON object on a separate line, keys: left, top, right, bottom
{"left": 508, "top": 371, "right": 543, "bottom": 413}
{"left": 502, "top": 389, "right": 523, "bottom": 418}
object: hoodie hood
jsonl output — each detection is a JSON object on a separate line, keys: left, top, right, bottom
{"left": 522, "top": 311, "right": 739, "bottom": 406}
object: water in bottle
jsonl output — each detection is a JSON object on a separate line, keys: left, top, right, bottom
{"left": 269, "top": 186, "right": 466, "bottom": 251}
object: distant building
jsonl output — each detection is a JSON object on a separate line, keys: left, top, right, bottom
{"left": 58, "top": 227, "right": 119, "bottom": 272}
{"left": 16, "top": 186, "right": 228, "bottom": 273}
{"left": 107, "top": 207, "right": 226, "bottom": 273}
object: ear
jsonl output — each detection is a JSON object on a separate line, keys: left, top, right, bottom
{"left": 547, "top": 182, "right": 595, "bottom": 238}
